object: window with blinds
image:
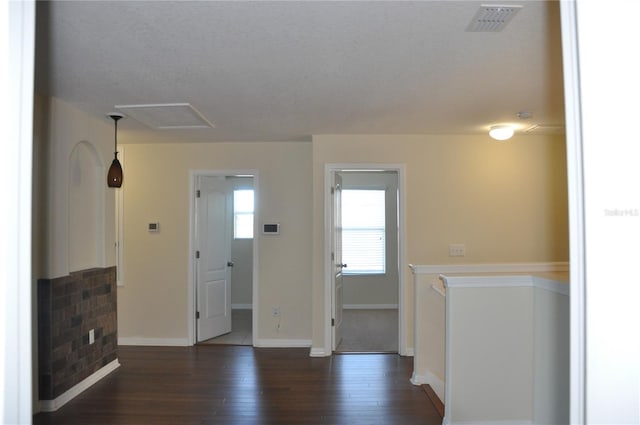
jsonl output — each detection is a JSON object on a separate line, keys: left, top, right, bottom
{"left": 234, "top": 189, "right": 254, "bottom": 239}
{"left": 341, "top": 189, "right": 386, "bottom": 275}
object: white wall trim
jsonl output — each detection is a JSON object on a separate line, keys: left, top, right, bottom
{"left": 231, "top": 303, "right": 253, "bottom": 310}
{"left": 441, "top": 275, "right": 569, "bottom": 296}
{"left": 343, "top": 304, "right": 398, "bottom": 310}
{"left": 532, "top": 277, "right": 571, "bottom": 296}
{"left": 323, "top": 164, "right": 407, "bottom": 356}
{"left": 409, "top": 262, "right": 569, "bottom": 275}
{"left": 309, "top": 347, "right": 328, "bottom": 357}
{"left": 254, "top": 339, "right": 312, "bottom": 348}
{"left": 559, "top": 3, "right": 586, "bottom": 423}
{"left": 5, "top": 1, "right": 35, "bottom": 421}
{"left": 431, "top": 282, "right": 447, "bottom": 297}
{"left": 410, "top": 370, "right": 445, "bottom": 403}
{"left": 39, "top": 359, "right": 120, "bottom": 412}
{"left": 118, "top": 337, "right": 189, "bottom": 346}
{"left": 444, "top": 421, "right": 533, "bottom": 425}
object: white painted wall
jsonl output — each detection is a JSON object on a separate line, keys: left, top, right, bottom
{"left": 442, "top": 274, "right": 569, "bottom": 425}
{"left": 561, "top": 1, "right": 640, "bottom": 422}
{"left": 68, "top": 142, "right": 104, "bottom": 272}
{"left": 448, "top": 286, "right": 535, "bottom": 423}
{"left": 2, "top": 1, "right": 35, "bottom": 421}
{"left": 42, "top": 98, "right": 116, "bottom": 279}
{"left": 534, "top": 284, "right": 570, "bottom": 425}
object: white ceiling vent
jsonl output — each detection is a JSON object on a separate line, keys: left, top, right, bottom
{"left": 114, "top": 103, "right": 214, "bottom": 129}
{"left": 525, "top": 124, "right": 565, "bottom": 135}
{"left": 466, "top": 4, "right": 523, "bottom": 32}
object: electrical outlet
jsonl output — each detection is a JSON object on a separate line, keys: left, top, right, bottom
{"left": 89, "top": 329, "right": 95, "bottom": 345}
{"left": 449, "top": 244, "right": 466, "bottom": 257}
{"left": 272, "top": 307, "right": 280, "bottom": 317}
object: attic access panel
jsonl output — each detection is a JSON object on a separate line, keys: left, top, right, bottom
{"left": 115, "top": 103, "right": 214, "bottom": 129}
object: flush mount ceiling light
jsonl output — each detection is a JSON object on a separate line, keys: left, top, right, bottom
{"left": 107, "top": 112, "right": 124, "bottom": 188}
{"left": 489, "top": 125, "right": 515, "bottom": 141}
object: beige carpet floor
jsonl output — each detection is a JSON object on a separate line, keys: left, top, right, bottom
{"left": 336, "top": 309, "right": 398, "bottom": 353}
{"left": 200, "top": 309, "right": 252, "bottom": 346}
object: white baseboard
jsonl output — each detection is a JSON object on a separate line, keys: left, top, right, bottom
{"left": 118, "top": 337, "right": 189, "bottom": 346}
{"left": 254, "top": 338, "right": 312, "bottom": 348}
{"left": 410, "top": 370, "right": 445, "bottom": 402}
{"left": 343, "top": 304, "right": 398, "bottom": 310}
{"left": 445, "top": 421, "right": 532, "bottom": 425}
{"left": 39, "top": 359, "right": 120, "bottom": 412}
{"left": 309, "top": 347, "right": 329, "bottom": 357}
{"left": 231, "top": 303, "right": 253, "bottom": 310}
{"left": 403, "top": 347, "right": 414, "bottom": 357}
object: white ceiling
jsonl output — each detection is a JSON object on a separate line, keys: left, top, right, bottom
{"left": 35, "top": 1, "right": 565, "bottom": 143}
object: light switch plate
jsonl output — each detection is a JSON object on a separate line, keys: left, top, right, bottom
{"left": 449, "top": 244, "right": 466, "bottom": 257}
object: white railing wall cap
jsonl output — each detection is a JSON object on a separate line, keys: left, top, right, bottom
{"left": 409, "top": 262, "right": 568, "bottom": 275}
{"left": 439, "top": 274, "right": 569, "bottom": 296}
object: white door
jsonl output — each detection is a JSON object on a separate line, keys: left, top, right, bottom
{"left": 332, "top": 173, "right": 345, "bottom": 350}
{"left": 196, "top": 176, "right": 232, "bottom": 342}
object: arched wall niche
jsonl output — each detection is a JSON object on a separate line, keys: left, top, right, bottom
{"left": 68, "top": 140, "right": 105, "bottom": 272}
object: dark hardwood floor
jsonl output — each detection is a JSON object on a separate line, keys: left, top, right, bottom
{"left": 33, "top": 345, "right": 442, "bottom": 425}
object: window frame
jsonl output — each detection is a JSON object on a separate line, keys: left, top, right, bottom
{"left": 341, "top": 187, "right": 387, "bottom": 276}
{"left": 233, "top": 188, "right": 254, "bottom": 240}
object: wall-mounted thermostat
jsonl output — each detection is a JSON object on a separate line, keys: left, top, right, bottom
{"left": 148, "top": 222, "right": 160, "bottom": 233}
{"left": 262, "top": 223, "right": 280, "bottom": 235}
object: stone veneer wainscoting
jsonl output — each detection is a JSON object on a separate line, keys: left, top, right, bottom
{"left": 37, "top": 267, "right": 118, "bottom": 401}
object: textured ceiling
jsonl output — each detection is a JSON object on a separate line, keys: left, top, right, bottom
{"left": 35, "top": 1, "right": 565, "bottom": 143}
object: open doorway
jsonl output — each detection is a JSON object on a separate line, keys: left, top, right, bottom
{"left": 190, "top": 172, "right": 256, "bottom": 346}
{"left": 328, "top": 166, "right": 404, "bottom": 353}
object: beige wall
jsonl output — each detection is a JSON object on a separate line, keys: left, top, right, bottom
{"left": 37, "top": 101, "right": 568, "bottom": 350}
{"left": 311, "top": 134, "right": 569, "bottom": 352}
{"left": 117, "top": 142, "right": 313, "bottom": 342}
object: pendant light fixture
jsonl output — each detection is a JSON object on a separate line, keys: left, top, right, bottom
{"left": 107, "top": 112, "right": 124, "bottom": 187}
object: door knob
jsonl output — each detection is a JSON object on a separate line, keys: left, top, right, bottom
{"left": 337, "top": 263, "right": 347, "bottom": 268}
{"left": 227, "top": 261, "right": 234, "bottom": 267}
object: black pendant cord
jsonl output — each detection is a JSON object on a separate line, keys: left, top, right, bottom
{"left": 113, "top": 115, "right": 122, "bottom": 157}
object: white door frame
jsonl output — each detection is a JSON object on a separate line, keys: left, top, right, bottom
{"left": 323, "top": 163, "right": 407, "bottom": 355}
{"left": 188, "top": 169, "right": 259, "bottom": 346}
{"left": 559, "top": 3, "right": 585, "bottom": 422}
{"left": 5, "top": 0, "right": 35, "bottom": 420}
